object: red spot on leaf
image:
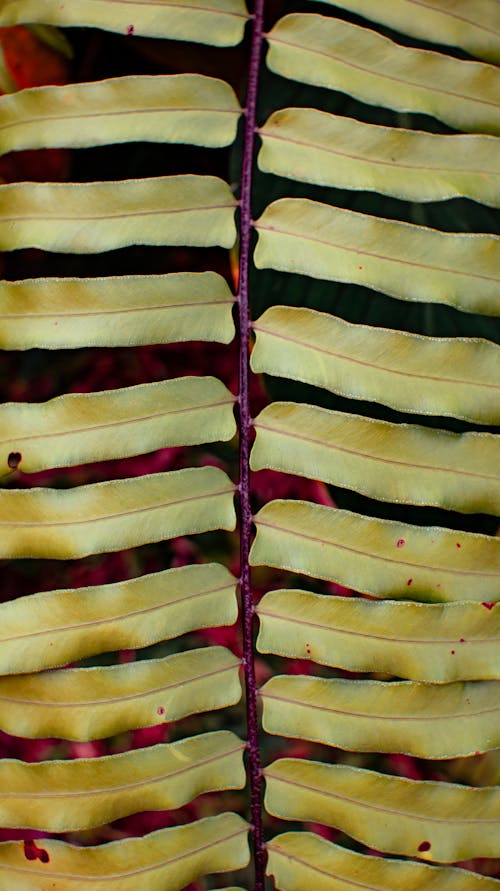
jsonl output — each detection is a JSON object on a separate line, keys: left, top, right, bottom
{"left": 23, "top": 840, "right": 50, "bottom": 863}
{"left": 305, "top": 644, "right": 311, "bottom": 656}
{"left": 127, "top": 24, "right": 135, "bottom": 35}
{"left": 450, "top": 650, "right": 455, "bottom": 655}
{"left": 459, "top": 638, "right": 465, "bottom": 643}
{"left": 418, "top": 841, "right": 431, "bottom": 852}
{"left": 482, "top": 602, "right": 494, "bottom": 610}
{"left": 156, "top": 706, "right": 165, "bottom": 716}
{"left": 397, "top": 539, "right": 405, "bottom": 548}
{"left": 406, "top": 578, "right": 413, "bottom": 586}
{"left": 7, "top": 451, "right": 21, "bottom": 469}
{"left": 456, "top": 542, "right": 461, "bottom": 548}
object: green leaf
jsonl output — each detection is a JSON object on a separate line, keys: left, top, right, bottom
{"left": 0, "top": 175, "right": 237, "bottom": 253}
{"left": 258, "top": 109, "right": 500, "bottom": 206}
{"left": 0, "top": 646, "right": 241, "bottom": 741}
{"left": 0, "top": 731, "right": 245, "bottom": 832}
{"left": 0, "top": 562, "right": 237, "bottom": 675}
{"left": 0, "top": 813, "right": 249, "bottom": 890}
{"left": 266, "top": 14, "right": 500, "bottom": 134}
{"left": 250, "top": 500, "right": 500, "bottom": 603}
{"left": 251, "top": 402, "right": 500, "bottom": 515}
{"left": 313, "top": 0, "right": 500, "bottom": 65}
{"left": 257, "top": 590, "right": 500, "bottom": 683}
{"left": 0, "top": 0, "right": 249, "bottom": 46}
{"left": 267, "top": 831, "right": 500, "bottom": 891}
{"left": 0, "top": 466, "right": 235, "bottom": 560}
{"left": 254, "top": 199, "right": 500, "bottom": 316}
{"left": 251, "top": 307, "right": 500, "bottom": 423}
{"left": 0, "top": 75, "right": 242, "bottom": 155}
{"left": 0, "top": 376, "right": 236, "bottom": 474}
{"left": 264, "top": 758, "right": 500, "bottom": 862}
{"left": 259, "top": 674, "right": 500, "bottom": 758}
{"left": 0, "top": 272, "right": 235, "bottom": 350}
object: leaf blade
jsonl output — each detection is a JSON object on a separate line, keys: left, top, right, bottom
{"left": 1, "top": 376, "right": 236, "bottom": 474}
{"left": 0, "top": 466, "right": 236, "bottom": 560}
{"left": 258, "top": 109, "right": 500, "bottom": 206}
{"left": 0, "top": 272, "right": 235, "bottom": 350}
{"left": 0, "top": 75, "right": 242, "bottom": 154}
{"left": 250, "top": 499, "right": 500, "bottom": 603}
{"left": 254, "top": 198, "right": 500, "bottom": 316}
{"left": 257, "top": 590, "right": 500, "bottom": 683}
{"left": 0, "top": 646, "right": 241, "bottom": 741}
{"left": 260, "top": 674, "right": 500, "bottom": 758}
{"left": 0, "top": 0, "right": 249, "bottom": 46}
{"left": 251, "top": 307, "right": 500, "bottom": 424}
{"left": 0, "top": 731, "right": 246, "bottom": 832}
{"left": 0, "top": 175, "right": 237, "bottom": 253}
{"left": 267, "top": 831, "right": 500, "bottom": 891}
{"left": 0, "top": 562, "right": 237, "bottom": 675}
{"left": 266, "top": 14, "right": 500, "bottom": 134}
{"left": 264, "top": 758, "right": 500, "bottom": 862}
{"left": 251, "top": 402, "right": 500, "bottom": 515}
{"left": 0, "top": 813, "right": 249, "bottom": 890}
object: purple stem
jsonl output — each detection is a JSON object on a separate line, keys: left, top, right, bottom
{"left": 237, "top": 0, "right": 265, "bottom": 888}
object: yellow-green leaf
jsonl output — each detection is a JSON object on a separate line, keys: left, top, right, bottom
{"left": 251, "top": 402, "right": 500, "bottom": 515}
{"left": 1, "top": 376, "right": 236, "bottom": 474}
{"left": 0, "top": 813, "right": 249, "bottom": 891}
{"left": 260, "top": 674, "right": 500, "bottom": 758}
{"left": 250, "top": 500, "right": 500, "bottom": 603}
{"left": 0, "top": 175, "right": 237, "bottom": 253}
{"left": 251, "top": 307, "right": 500, "bottom": 424}
{"left": 0, "top": 646, "right": 241, "bottom": 741}
{"left": 267, "top": 831, "right": 500, "bottom": 891}
{"left": 0, "top": 75, "right": 242, "bottom": 155}
{"left": 257, "top": 590, "right": 500, "bottom": 683}
{"left": 0, "top": 0, "right": 249, "bottom": 46}
{"left": 254, "top": 199, "right": 500, "bottom": 316}
{"left": 258, "top": 109, "right": 500, "bottom": 206}
{"left": 0, "top": 466, "right": 235, "bottom": 560}
{"left": 0, "top": 731, "right": 245, "bottom": 832}
{"left": 266, "top": 14, "right": 500, "bottom": 134}
{"left": 0, "top": 272, "right": 235, "bottom": 350}
{"left": 264, "top": 758, "right": 500, "bottom": 862}
{"left": 0, "top": 562, "right": 237, "bottom": 675}
{"left": 314, "top": 0, "right": 500, "bottom": 65}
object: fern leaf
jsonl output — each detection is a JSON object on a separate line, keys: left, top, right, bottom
{"left": 0, "top": 562, "right": 237, "bottom": 675}
{"left": 257, "top": 590, "right": 500, "bottom": 683}
{"left": 252, "top": 402, "right": 500, "bottom": 514}
{"left": 0, "top": 730, "right": 245, "bottom": 831}
{"left": 266, "top": 14, "right": 500, "bottom": 134}
{"left": 0, "top": 0, "right": 250, "bottom": 46}
{"left": 264, "top": 758, "right": 500, "bottom": 861}
{"left": 0, "top": 376, "right": 236, "bottom": 473}
{"left": 314, "top": 0, "right": 500, "bottom": 64}
{"left": 251, "top": 499, "right": 500, "bottom": 602}
{"left": 258, "top": 109, "right": 500, "bottom": 206}
{"left": 0, "top": 466, "right": 235, "bottom": 559}
{"left": 254, "top": 199, "right": 500, "bottom": 315}
{"left": 0, "top": 272, "right": 235, "bottom": 350}
{"left": 267, "top": 832, "right": 500, "bottom": 891}
{"left": 0, "top": 646, "right": 241, "bottom": 741}
{"left": 0, "top": 813, "right": 249, "bottom": 891}
{"left": 0, "top": 75, "right": 241, "bottom": 154}
{"left": 252, "top": 307, "right": 500, "bottom": 422}
{"left": 0, "top": 175, "right": 237, "bottom": 253}
{"left": 260, "top": 674, "right": 500, "bottom": 758}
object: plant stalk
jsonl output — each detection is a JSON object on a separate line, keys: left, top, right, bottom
{"left": 237, "top": 0, "right": 265, "bottom": 888}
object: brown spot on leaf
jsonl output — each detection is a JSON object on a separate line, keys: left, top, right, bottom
{"left": 23, "top": 840, "right": 50, "bottom": 863}
{"left": 418, "top": 841, "right": 431, "bottom": 852}
{"left": 456, "top": 542, "right": 461, "bottom": 548}
{"left": 406, "top": 578, "right": 413, "bottom": 586}
{"left": 459, "top": 638, "right": 465, "bottom": 643}
{"left": 450, "top": 650, "right": 455, "bottom": 655}
{"left": 7, "top": 451, "right": 21, "bottom": 469}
